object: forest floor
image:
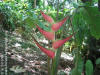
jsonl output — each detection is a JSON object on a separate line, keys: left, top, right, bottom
{"left": 0, "top": 31, "right": 74, "bottom": 75}
{"left": 8, "top": 50, "right": 74, "bottom": 75}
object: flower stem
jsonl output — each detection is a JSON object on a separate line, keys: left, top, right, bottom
{"left": 47, "top": 57, "right": 51, "bottom": 75}
{"left": 51, "top": 47, "right": 62, "bottom": 75}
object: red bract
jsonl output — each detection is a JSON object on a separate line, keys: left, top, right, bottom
{"left": 40, "top": 10, "right": 54, "bottom": 23}
{"left": 51, "top": 16, "right": 69, "bottom": 31}
{"left": 37, "top": 25, "right": 54, "bottom": 40}
{"left": 52, "top": 34, "right": 73, "bottom": 49}
{"left": 34, "top": 39, "right": 55, "bottom": 58}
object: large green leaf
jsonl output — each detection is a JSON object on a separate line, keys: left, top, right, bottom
{"left": 83, "top": 6, "right": 100, "bottom": 39}
{"left": 85, "top": 60, "right": 93, "bottom": 75}
{"left": 70, "top": 54, "right": 84, "bottom": 75}
{"left": 72, "top": 9, "right": 88, "bottom": 45}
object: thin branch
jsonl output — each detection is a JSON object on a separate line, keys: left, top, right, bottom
{"left": 56, "top": 0, "right": 59, "bottom": 20}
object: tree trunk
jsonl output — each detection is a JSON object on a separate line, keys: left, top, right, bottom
{"left": 34, "top": 0, "right": 36, "bottom": 8}
{"left": 98, "top": 0, "right": 100, "bottom": 11}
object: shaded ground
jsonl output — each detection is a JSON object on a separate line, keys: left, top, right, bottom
{"left": 5, "top": 31, "right": 74, "bottom": 75}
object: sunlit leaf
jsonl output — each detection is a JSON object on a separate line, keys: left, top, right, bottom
{"left": 10, "top": 65, "right": 26, "bottom": 73}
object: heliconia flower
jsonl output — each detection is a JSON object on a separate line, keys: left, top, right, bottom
{"left": 51, "top": 16, "right": 69, "bottom": 31}
{"left": 52, "top": 34, "right": 73, "bottom": 49}
{"left": 40, "top": 10, "right": 54, "bottom": 23}
{"left": 33, "top": 38, "right": 55, "bottom": 58}
{"left": 37, "top": 25, "right": 54, "bottom": 40}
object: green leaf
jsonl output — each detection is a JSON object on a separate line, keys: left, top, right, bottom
{"left": 23, "top": 17, "right": 35, "bottom": 28}
{"left": 70, "top": 54, "right": 83, "bottom": 75}
{"left": 70, "top": 68, "right": 81, "bottom": 75}
{"left": 85, "top": 60, "right": 93, "bottom": 75}
{"left": 38, "top": 21, "right": 51, "bottom": 31}
{"left": 84, "top": 6, "right": 100, "bottom": 39}
{"left": 73, "top": 2, "right": 79, "bottom": 8}
{"left": 51, "top": 47, "right": 62, "bottom": 75}
{"left": 77, "top": 56, "right": 84, "bottom": 73}
{"left": 96, "top": 58, "right": 100, "bottom": 65}
{"left": 72, "top": 9, "right": 88, "bottom": 45}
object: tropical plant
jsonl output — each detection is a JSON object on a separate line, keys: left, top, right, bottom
{"left": 0, "top": 0, "right": 100, "bottom": 75}
{"left": 33, "top": 11, "right": 74, "bottom": 75}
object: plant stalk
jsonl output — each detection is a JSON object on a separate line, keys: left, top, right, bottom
{"left": 47, "top": 57, "right": 51, "bottom": 75}
{"left": 51, "top": 47, "right": 62, "bottom": 75}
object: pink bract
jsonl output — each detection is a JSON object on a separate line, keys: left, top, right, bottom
{"left": 52, "top": 34, "right": 73, "bottom": 49}
{"left": 51, "top": 17, "right": 69, "bottom": 31}
{"left": 34, "top": 40, "right": 55, "bottom": 58}
{"left": 40, "top": 10, "right": 54, "bottom": 23}
{"left": 37, "top": 25, "right": 55, "bottom": 40}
